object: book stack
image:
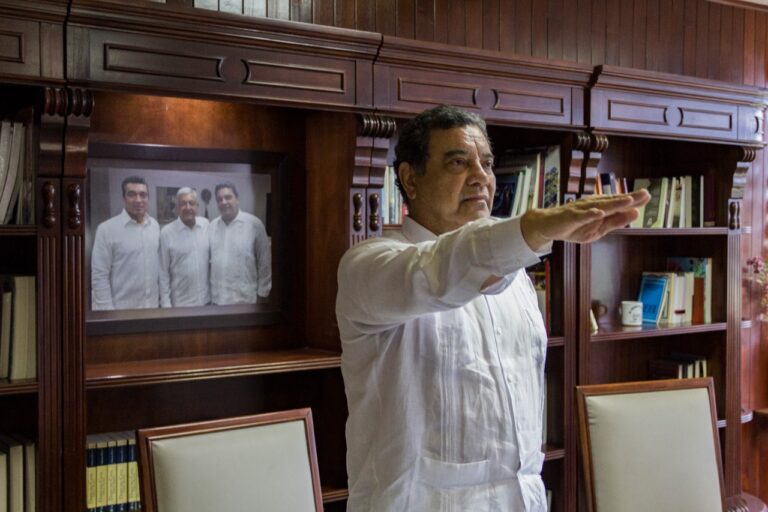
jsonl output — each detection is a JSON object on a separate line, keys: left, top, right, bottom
{"left": 627, "top": 175, "right": 708, "bottom": 229}
{"left": 649, "top": 352, "right": 708, "bottom": 380}
{"left": 0, "top": 434, "right": 36, "bottom": 512}
{"left": 86, "top": 431, "right": 141, "bottom": 512}
{"left": 381, "top": 166, "right": 407, "bottom": 225}
{"left": 0, "top": 276, "right": 36, "bottom": 382}
{"left": 492, "top": 145, "right": 561, "bottom": 218}
{"left": 636, "top": 257, "right": 712, "bottom": 326}
{"left": 0, "top": 120, "right": 32, "bottom": 226}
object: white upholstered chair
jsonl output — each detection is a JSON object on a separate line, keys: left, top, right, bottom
{"left": 576, "top": 377, "right": 725, "bottom": 512}
{"left": 137, "top": 408, "right": 324, "bottom": 512}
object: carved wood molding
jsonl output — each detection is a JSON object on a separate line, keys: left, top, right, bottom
{"left": 728, "top": 146, "right": 755, "bottom": 231}
{"left": 42, "top": 181, "right": 57, "bottom": 228}
{"left": 353, "top": 114, "right": 396, "bottom": 240}
{"left": 42, "top": 87, "right": 94, "bottom": 118}
{"left": 580, "top": 133, "right": 609, "bottom": 196}
{"left": 67, "top": 183, "right": 82, "bottom": 229}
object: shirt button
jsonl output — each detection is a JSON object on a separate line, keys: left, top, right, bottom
{"left": 496, "top": 328, "right": 503, "bottom": 335}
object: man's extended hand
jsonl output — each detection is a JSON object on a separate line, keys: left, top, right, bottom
{"left": 520, "top": 190, "right": 652, "bottom": 251}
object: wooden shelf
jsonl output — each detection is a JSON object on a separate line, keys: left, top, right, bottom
{"left": 607, "top": 227, "right": 730, "bottom": 236}
{"left": 0, "top": 225, "right": 36, "bottom": 236}
{"left": 321, "top": 486, "right": 349, "bottom": 504}
{"left": 0, "top": 379, "right": 37, "bottom": 396}
{"left": 547, "top": 336, "right": 565, "bottom": 347}
{"left": 543, "top": 444, "right": 566, "bottom": 461}
{"left": 590, "top": 321, "right": 727, "bottom": 342}
{"left": 86, "top": 348, "right": 342, "bottom": 389}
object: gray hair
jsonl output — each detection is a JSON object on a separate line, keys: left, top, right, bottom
{"left": 175, "top": 187, "right": 198, "bottom": 202}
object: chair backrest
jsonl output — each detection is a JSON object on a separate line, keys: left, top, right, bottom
{"left": 576, "top": 378, "right": 725, "bottom": 512}
{"left": 137, "top": 408, "right": 324, "bottom": 512}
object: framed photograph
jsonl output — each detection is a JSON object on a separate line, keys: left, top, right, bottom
{"left": 85, "top": 143, "right": 291, "bottom": 335}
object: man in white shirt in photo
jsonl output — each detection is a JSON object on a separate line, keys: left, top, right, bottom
{"left": 91, "top": 176, "right": 160, "bottom": 311}
{"left": 336, "top": 105, "right": 650, "bottom": 511}
{"left": 159, "top": 187, "right": 210, "bottom": 308}
{"left": 208, "top": 182, "right": 271, "bottom": 305}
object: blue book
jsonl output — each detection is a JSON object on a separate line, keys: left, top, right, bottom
{"left": 638, "top": 274, "right": 669, "bottom": 324}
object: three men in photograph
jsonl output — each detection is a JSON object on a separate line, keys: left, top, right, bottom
{"left": 90, "top": 179, "right": 271, "bottom": 311}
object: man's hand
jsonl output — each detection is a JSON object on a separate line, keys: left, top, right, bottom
{"left": 520, "top": 190, "right": 652, "bottom": 251}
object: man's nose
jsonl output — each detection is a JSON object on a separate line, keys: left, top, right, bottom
{"left": 467, "top": 160, "right": 490, "bottom": 184}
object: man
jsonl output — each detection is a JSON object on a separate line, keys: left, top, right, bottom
{"left": 159, "top": 187, "right": 210, "bottom": 307}
{"left": 91, "top": 176, "right": 160, "bottom": 310}
{"left": 208, "top": 182, "right": 271, "bottom": 305}
{"left": 336, "top": 105, "right": 650, "bottom": 511}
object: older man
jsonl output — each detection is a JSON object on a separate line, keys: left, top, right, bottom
{"left": 159, "top": 187, "right": 210, "bottom": 307}
{"left": 91, "top": 176, "right": 160, "bottom": 310}
{"left": 336, "top": 105, "right": 649, "bottom": 511}
{"left": 208, "top": 182, "right": 271, "bottom": 305}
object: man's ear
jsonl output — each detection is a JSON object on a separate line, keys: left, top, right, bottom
{"left": 398, "top": 162, "right": 418, "bottom": 202}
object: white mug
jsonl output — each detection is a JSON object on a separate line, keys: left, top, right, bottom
{"left": 620, "top": 300, "right": 643, "bottom": 326}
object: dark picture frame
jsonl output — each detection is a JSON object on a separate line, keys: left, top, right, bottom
{"left": 85, "top": 143, "right": 290, "bottom": 335}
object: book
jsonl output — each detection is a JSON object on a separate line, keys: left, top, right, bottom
{"left": 641, "top": 177, "right": 669, "bottom": 228}
{"left": 86, "top": 439, "right": 97, "bottom": 512}
{"left": 0, "top": 435, "right": 23, "bottom": 512}
{"left": 0, "top": 449, "right": 6, "bottom": 512}
{"left": 15, "top": 436, "right": 34, "bottom": 512}
{"left": 630, "top": 178, "right": 650, "bottom": 228}
{"left": 637, "top": 274, "right": 669, "bottom": 324}
{"left": 666, "top": 257, "right": 712, "bottom": 324}
{"left": 0, "top": 123, "right": 24, "bottom": 224}
{"left": 126, "top": 435, "right": 140, "bottom": 511}
{"left": 8, "top": 276, "right": 36, "bottom": 381}
{"left": 541, "top": 146, "right": 560, "bottom": 208}
{"left": 0, "top": 278, "right": 12, "bottom": 379}
{"left": 491, "top": 171, "right": 520, "bottom": 217}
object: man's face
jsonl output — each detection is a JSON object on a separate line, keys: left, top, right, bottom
{"left": 123, "top": 183, "right": 149, "bottom": 223}
{"left": 177, "top": 192, "right": 198, "bottom": 228}
{"left": 216, "top": 187, "right": 240, "bottom": 223}
{"left": 401, "top": 125, "right": 495, "bottom": 235}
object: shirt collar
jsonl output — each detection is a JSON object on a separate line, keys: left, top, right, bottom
{"left": 119, "top": 208, "right": 150, "bottom": 227}
{"left": 401, "top": 216, "right": 438, "bottom": 243}
{"left": 174, "top": 217, "right": 203, "bottom": 231}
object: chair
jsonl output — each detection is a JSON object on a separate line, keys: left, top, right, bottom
{"left": 137, "top": 408, "right": 324, "bottom": 512}
{"left": 576, "top": 378, "right": 725, "bottom": 512}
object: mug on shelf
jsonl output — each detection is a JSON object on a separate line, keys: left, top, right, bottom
{"left": 619, "top": 300, "right": 643, "bottom": 326}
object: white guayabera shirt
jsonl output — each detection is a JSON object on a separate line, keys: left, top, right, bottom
{"left": 159, "top": 216, "right": 210, "bottom": 308}
{"left": 209, "top": 210, "right": 271, "bottom": 305}
{"left": 337, "top": 216, "right": 550, "bottom": 512}
{"left": 91, "top": 209, "right": 160, "bottom": 311}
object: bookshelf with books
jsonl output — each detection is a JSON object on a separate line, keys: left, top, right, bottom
{"left": 0, "top": 3, "right": 766, "bottom": 512}
{"left": 580, "top": 66, "right": 765, "bottom": 511}
{"left": 0, "top": 0, "right": 68, "bottom": 508}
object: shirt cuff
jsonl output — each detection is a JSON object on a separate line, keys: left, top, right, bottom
{"left": 485, "top": 216, "right": 551, "bottom": 275}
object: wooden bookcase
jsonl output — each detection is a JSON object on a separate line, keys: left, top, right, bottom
{"left": 0, "top": 2, "right": 765, "bottom": 512}
{"left": 579, "top": 66, "right": 765, "bottom": 512}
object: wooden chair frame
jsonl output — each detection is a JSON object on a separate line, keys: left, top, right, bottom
{"left": 576, "top": 378, "right": 726, "bottom": 512}
{"left": 137, "top": 407, "right": 324, "bottom": 512}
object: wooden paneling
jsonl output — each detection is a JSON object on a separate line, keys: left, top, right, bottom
{"left": 219, "top": 0, "right": 766, "bottom": 88}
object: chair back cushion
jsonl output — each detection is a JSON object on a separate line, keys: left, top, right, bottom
{"left": 585, "top": 386, "right": 722, "bottom": 512}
